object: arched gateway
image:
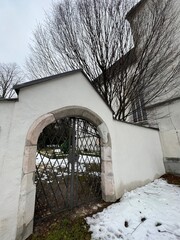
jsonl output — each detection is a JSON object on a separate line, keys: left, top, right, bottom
{"left": 17, "top": 106, "right": 115, "bottom": 238}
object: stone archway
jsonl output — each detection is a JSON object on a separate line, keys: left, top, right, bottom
{"left": 16, "top": 106, "right": 115, "bottom": 240}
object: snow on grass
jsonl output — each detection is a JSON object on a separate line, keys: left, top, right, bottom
{"left": 36, "top": 153, "right": 100, "bottom": 174}
{"left": 86, "top": 179, "right": 180, "bottom": 240}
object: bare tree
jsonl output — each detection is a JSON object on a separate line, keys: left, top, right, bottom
{"left": 119, "top": 0, "right": 180, "bottom": 122}
{"left": 26, "top": 0, "right": 180, "bottom": 122}
{"left": 0, "top": 63, "right": 23, "bottom": 98}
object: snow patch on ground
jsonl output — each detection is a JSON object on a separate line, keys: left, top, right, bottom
{"left": 86, "top": 179, "right": 180, "bottom": 240}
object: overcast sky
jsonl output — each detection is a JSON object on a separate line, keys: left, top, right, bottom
{"left": 0, "top": 0, "right": 54, "bottom": 68}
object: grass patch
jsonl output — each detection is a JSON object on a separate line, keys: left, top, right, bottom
{"left": 28, "top": 201, "right": 110, "bottom": 240}
{"left": 30, "top": 217, "right": 91, "bottom": 240}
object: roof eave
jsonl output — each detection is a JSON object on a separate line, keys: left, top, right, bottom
{"left": 13, "top": 69, "right": 85, "bottom": 94}
{"left": 126, "top": 0, "right": 147, "bottom": 21}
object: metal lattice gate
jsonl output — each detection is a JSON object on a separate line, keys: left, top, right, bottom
{"left": 35, "top": 117, "right": 101, "bottom": 220}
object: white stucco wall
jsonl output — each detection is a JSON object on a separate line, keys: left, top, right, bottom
{"left": 148, "top": 99, "right": 180, "bottom": 158}
{"left": 147, "top": 99, "right": 180, "bottom": 174}
{"left": 0, "top": 71, "right": 164, "bottom": 240}
{"left": 112, "top": 120, "right": 164, "bottom": 198}
{"left": 0, "top": 101, "right": 18, "bottom": 240}
{"left": 0, "top": 101, "right": 16, "bottom": 169}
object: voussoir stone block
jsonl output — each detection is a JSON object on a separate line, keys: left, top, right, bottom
{"left": 26, "top": 113, "right": 55, "bottom": 146}
{"left": 101, "top": 173, "right": 116, "bottom": 202}
{"left": 101, "top": 146, "right": 112, "bottom": 161}
{"left": 20, "top": 173, "right": 35, "bottom": 194}
{"left": 23, "top": 146, "right": 37, "bottom": 174}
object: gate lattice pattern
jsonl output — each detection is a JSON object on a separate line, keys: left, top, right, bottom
{"left": 35, "top": 117, "right": 101, "bottom": 220}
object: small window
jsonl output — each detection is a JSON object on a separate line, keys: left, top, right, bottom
{"left": 132, "top": 94, "right": 147, "bottom": 122}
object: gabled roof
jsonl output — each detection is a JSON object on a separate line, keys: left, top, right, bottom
{"left": 14, "top": 48, "right": 136, "bottom": 95}
{"left": 108, "top": 48, "right": 136, "bottom": 71}
{"left": 13, "top": 68, "right": 113, "bottom": 113}
{"left": 13, "top": 69, "right": 87, "bottom": 95}
{"left": 126, "top": 0, "right": 147, "bottom": 20}
{"left": 94, "top": 48, "right": 136, "bottom": 85}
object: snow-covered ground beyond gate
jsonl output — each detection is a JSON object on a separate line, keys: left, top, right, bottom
{"left": 86, "top": 179, "right": 180, "bottom": 240}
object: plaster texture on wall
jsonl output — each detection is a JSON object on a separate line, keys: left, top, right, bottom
{"left": 147, "top": 99, "right": 180, "bottom": 174}
{"left": 148, "top": 99, "right": 180, "bottom": 159}
{"left": 0, "top": 102, "right": 16, "bottom": 169}
{"left": 0, "top": 101, "right": 18, "bottom": 240}
{"left": 164, "top": 158, "right": 180, "bottom": 176}
{"left": 111, "top": 120, "right": 164, "bottom": 197}
{"left": 0, "top": 71, "right": 164, "bottom": 240}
